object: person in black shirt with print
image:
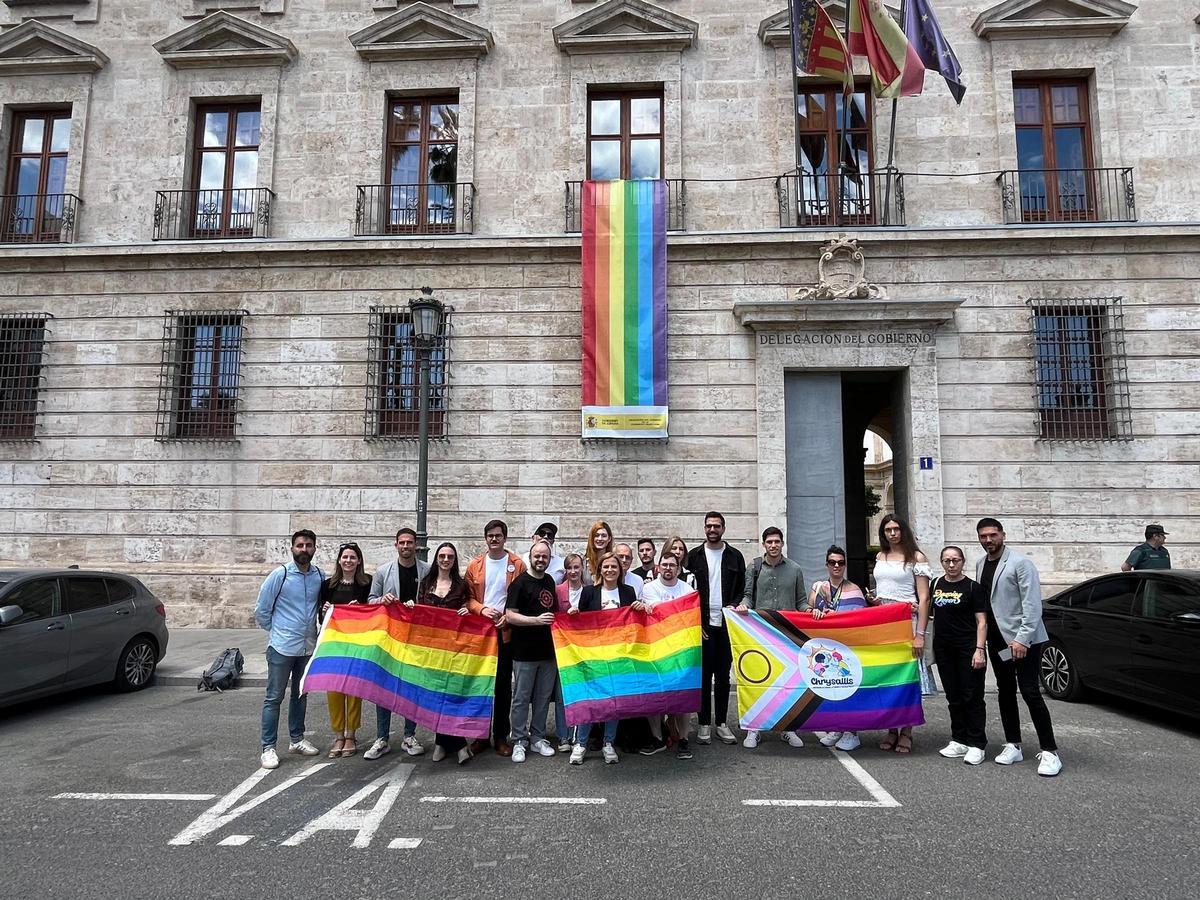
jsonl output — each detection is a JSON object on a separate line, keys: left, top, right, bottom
{"left": 929, "top": 545, "right": 988, "bottom": 766}
{"left": 505, "top": 540, "right": 560, "bottom": 764}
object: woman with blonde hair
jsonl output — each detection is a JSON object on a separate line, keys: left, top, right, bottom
{"left": 585, "top": 520, "right": 615, "bottom": 584}
{"left": 319, "top": 541, "right": 371, "bottom": 758}
{"left": 665, "top": 535, "right": 697, "bottom": 589}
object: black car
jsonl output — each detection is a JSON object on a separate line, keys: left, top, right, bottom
{"left": 1040, "top": 570, "right": 1200, "bottom": 718}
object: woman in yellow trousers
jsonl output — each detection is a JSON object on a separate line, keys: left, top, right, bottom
{"left": 319, "top": 542, "right": 371, "bottom": 757}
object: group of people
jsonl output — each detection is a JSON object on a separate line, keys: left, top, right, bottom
{"left": 253, "top": 511, "right": 1063, "bottom": 777}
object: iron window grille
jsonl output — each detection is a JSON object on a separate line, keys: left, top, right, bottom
{"left": 156, "top": 310, "right": 247, "bottom": 442}
{"left": 0, "top": 314, "right": 50, "bottom": 441}
{"left": 364, "top": 305, "right": 451, "bottom": 440}
{"left": 1029, "top": 297, "right": 1131, "bottom": 441}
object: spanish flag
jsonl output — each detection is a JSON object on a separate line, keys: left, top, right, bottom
{"left": 790, "top": 0, "right": 853, "bottom": 93}
{"left": 849, "top": 0, "right": 925, "bottom": 98}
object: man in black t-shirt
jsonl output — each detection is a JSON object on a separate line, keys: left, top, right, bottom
{"left": 505, "top": 540, "right": 559, "bottom": 763}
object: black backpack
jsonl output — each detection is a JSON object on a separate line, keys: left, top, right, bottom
{"left": 198, "top": 648, "right": 244, "bottom": 692}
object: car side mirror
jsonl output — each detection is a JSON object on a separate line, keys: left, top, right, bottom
{"left": 1173, "top": 611, "right": 1200, "bottom": 625}
{"left": 0, "top": 605, "right": 24, "bottom": 626}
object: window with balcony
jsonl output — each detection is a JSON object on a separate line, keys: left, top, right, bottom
{"left": 156, "top": 311, "right": 246, "bottom": 441}
{"left": 2, "top": 109, "right": 78, "bottom": 243}
{"left": 587, "top": 90, "right": 663, "bottom": 181}
{"left": 1030, "top": 297, "right": 1131, "bottom": 441}
{"left": 364, "top": 306, "right": 450, "bottom": 440}
{"left": 0, "top": 315, "right": 48, "bottom": 440}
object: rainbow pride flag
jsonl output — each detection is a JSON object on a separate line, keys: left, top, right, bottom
{"left": 301, "top": 603, "right": 498, "bottom": 739}
{"left": 724, "top": 603, "right": 924, "bottom": 732}
{"left": 580, "top": 179, "right": 668, "bottom": 439}
{"left": 552, "top": 592, "right": 701, "bottom": 726}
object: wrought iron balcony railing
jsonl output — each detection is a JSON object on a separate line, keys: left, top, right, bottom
{"left": 775, "top": 168, "right": 904, "bottom": 228}
{"left": 1, "top": 193, "right": 80, "bottom": 243}
{"left": 355, "top": 182, "right": 475, "bottom": 236}
{"left": 564, "top": 179, "right": 686, "bottom": 233}
{"left": 999, "top": 167, "right": 1135, "bottom": 224}
{"left": 152, "top": 188, "right": 274, "bottom": 240}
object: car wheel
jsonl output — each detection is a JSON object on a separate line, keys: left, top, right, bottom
{"left": 1039, "top": 640, "right": 1083, "bottom": 701}
{"left": 114, "top": 636, "right": 158, "bottom": 692}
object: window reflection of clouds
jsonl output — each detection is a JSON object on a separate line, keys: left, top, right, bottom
{"left": 590, "top": 99, "right": 620, "bottom": 135}
{"left": 590, "top": 141, "right": 620, "bottom": 180}
{"left": 630, "top": 139, "right": 660, "bottom": 179}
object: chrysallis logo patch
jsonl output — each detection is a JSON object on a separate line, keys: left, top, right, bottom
{"left": 798, "top": 638, "right": 863, "bottom": 701}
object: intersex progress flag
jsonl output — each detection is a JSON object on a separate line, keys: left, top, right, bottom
{"left": 580, "top": 179, "right": 668, "bottom": 439}
{"left": 552, "top": 592, "right": 701, "bottom": 726}
{"left": 301, "top": 603, "right": 498, "bottom": 739}
{"left": 723, "top": 603, "right": 924, "bottom": 732}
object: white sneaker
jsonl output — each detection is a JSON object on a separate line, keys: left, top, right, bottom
{"left": 697, "top": 726, "right": 712, "bottom": 745}
{"left": 995, "top": 743, "right": 1024, "bottom": 765}
{"left": 288, "top": 739, "right": 319, "bottom": 757}
{"left": 715, "top": 724, "right": 737, "bottom": 744}
{"left": 781, "top": 731, "right": 804, "bottom": 748}
{"left": 363, "top": 738, "right": 391, "bottom": 760}
{"left": 834, "top": 732, "right": 861, "bottom": 751}
{"left": 1036, "top": 750, "right": 1062, "bottom": 777}
{"left": 819, "top": 731, "right": 842, "bottom": 747}
{"left": 456, "top": 746, "right": 474, "bottom": 765}
{"left": 963, "top": 747, "right": 986, "bottom": 766}
{"left": 512, "top": 744, "right": 527, "bottom": 763}
{"left": 602, "top": 743, "right": 619, "bottom": 764}
{"left": 532, "top": 739, "right": 556, "bottom": 758}
{"left": 742, "top": 730, "right": 760, "bottom": 749}
{"left": 400, "top": 736, "right": 425, "bottom": 757}
{"left": 557, "top": 739, "right": 572, "bottom": 753}
{"left": 939, "top": 741, "right": 969, "bottom": 758}
{"left": 430, "top": 745, "right": 446, "bottom": 762}
{"left": 569, "top": 743, "right": 586, "bottom": 765}
{"left": 260, "top": 747, "right": 279, "bottom": 769}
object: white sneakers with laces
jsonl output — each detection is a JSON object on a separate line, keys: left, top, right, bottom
{"left": 715, "top": 724, "right": 737, "bottom": 744}
{"left": 994, "top": 743, "right": 1024, "bottom": 765}
{"left": 834, "top": 732, "right": 861, "bottom": 751}
{"left": 819, "top": 732, "right": 842, "bottom": 748}
{"left": 363, "top": 738, "right": 391, "bottom": 760}
{"left": 939, "top": 741, "right": 969, "bottom": 758}
{"left": 696, "top": 726, "right": 712, "bottom": 745}
{"left": 602, "top": 743, "right": 619, "bottom": 764}
{"left": 400, "top": 736, "right": 425, "bottom": 756}
{"left": 963, "top": 747, "right": 986, "bottom": 766}
{"left": 742, "top": 730, "right": 760, "bottom": 749}
{"left": 531, "top": 739, "right": 556, "bottom": 757}
{"left": 569, "top": 743, "right": 587, "bottom": 765}
{"left": 781, "top": 731, "right": 804, "bottom": 748}
{"left": 512, "top": 744, "right": 527, "bottom": 763}
{"left": 260, "top": 747, "right": 280, "bottom": 769}
{"left": 288, "top": 739, "right": 319, "bottom": 756}
{"left": 1036, "top": 750, "right": 1063, "bottom": 777}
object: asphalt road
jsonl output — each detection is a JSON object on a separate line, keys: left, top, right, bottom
{"left": 2, "top": 683, "right": 1198, "bottom": 900}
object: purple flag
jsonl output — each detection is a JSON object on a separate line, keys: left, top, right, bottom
{"left": 903, "top": 0, "right": 965, "bottom": 105}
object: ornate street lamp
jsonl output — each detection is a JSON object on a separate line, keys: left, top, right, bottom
{"left": 408, "top": 286, "right": 444, "bottom": 563}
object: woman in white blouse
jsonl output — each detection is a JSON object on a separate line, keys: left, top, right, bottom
{"left": 872, "top": 514, "right": 933, "bottom": 754}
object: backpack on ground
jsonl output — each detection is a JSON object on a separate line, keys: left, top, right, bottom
{"left": 198, "top": 648, "right": 244, "bottom": 692}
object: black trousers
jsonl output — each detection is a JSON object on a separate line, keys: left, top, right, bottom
{"left": 933, "top": 640, "right": 987, "bottom": 750}
{"left": 700, "top": 624, "right": 732, "bottom": 727}
{"left": 492, "top": 637, "right": 513, "bottom": 745}
{"left": 987, "top": 632, "right": 1057, "bottom": 752}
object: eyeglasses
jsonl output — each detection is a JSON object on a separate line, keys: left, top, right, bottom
{"left": 942, "top": 558, "right": 964, "bottom": 565}
{"left": 485, "top": 534, "right": 505, "bottom": 541}
{"left": 826, "top": 560, "right": 845, "bottom": 567}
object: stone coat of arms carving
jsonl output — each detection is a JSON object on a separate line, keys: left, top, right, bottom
{"left": 796, "top": 237, "right": 887, "bottom": 301}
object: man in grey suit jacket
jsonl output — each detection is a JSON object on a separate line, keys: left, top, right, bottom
{"left": 362, "top": 527, "right": 430, "bottom": 761}
{"left": 976, "top": 517, "right": 1061, "bottom": 777}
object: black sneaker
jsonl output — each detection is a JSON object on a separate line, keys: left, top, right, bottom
{"left": 638, "top": 738, "right": 667, "bottom": 756}
{"left": 675, "top": 739, "right": 693, "bottom": 760}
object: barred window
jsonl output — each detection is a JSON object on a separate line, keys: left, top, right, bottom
{"left": 156, "top": 310, "right": 246, "bottom": 441}
{"left": 365, "top": 306, "right": 451, "bottom": 439}
{"left": 0, "top": 314, "right": 49, "bottom": 440}
{"left": 1029, "top": 297, "right": 1130, "bottom": 441}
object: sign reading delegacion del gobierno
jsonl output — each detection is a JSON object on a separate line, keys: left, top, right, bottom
{"left": 758, "top": 331, "right": 935, "bottom": 347}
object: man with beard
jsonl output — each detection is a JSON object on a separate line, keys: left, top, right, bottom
{"left": 505, "top": 539, "right": 560, "bottom": 763}
{"left": 254, "top": 529, "right": 325, "bottom": 769}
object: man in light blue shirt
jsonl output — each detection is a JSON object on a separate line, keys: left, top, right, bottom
{"left": 254, "top": 529, "right": 324, "bottom": 769}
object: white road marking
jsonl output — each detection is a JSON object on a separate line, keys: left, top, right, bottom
{"left": 168, "top": 763, "right": 333, "bottom": 846}
{"left": 217, "top": 835, "right": 253, "bottom": 846}
{"left": 419, "top": 796, "right": 606, "bottom": 805}
{"left": 388, "top": 838, "right": 423, "bottom": 850}
{"left": 54, "top": 793, "right": 216, "bottom": 801}
{"left": 281, "top": 763, "right": 414, "bottom": 848}
{"left": 743, "top": 747, "right": 902, "bottom": 809}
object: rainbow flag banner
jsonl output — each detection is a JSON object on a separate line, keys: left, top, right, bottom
{"left": 580, "top": 179, "right": 668, "bottom": 439}
{"left": 552, "top": 592, "right": 701, "bottom": 726}
{"left": 301, "top": 603, "right": 498, "bottom": 739}
{"left": 723, "top": 603, "right": 924, "bottom": 732}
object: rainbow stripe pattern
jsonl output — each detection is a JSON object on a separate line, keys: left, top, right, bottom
{"left": 301, "top": 603, "right": 498, "bottom": 739}
{"left": 552, "top": 592, "right": 701, "bottom": 726}
{"left": 724, "top": 603, "right": 924, "bottom": 732}
{"left": 580, "top": 179, "right": 668, "bottom": 439}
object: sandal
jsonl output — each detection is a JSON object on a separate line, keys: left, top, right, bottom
{"left": 327, "top": 738, "right": 346, "bottom": 759}
{"left": 340, "top": 737, "right": 358, "bottom": 757}
{"left": 878, "top": 730, "right": 899, "bottom": 752}
{"left": 895, "top": 733, "right": 913, "bottom": 754}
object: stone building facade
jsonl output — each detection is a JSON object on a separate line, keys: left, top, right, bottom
{"left": 0, "top": 0, "right": 1196, "bottom": 625}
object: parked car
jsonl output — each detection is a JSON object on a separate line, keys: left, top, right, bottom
{"left": 0, "top": 568, "right": 169, "bottom": 709}
{"left": 1040, "top": 570, "right": 1200, "bottom": 718}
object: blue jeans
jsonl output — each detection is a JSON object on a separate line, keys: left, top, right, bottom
{"left": 261, "top": 646, "right": 310, "bottom": 749}
{"left": 375, "top": 707, "right": 417, "bottom": 741}
{"left": 553, "top": 679, "right": 569, "bottom": 742}
{"left": 578, "top": 720, "right": 618, "bottom": 746}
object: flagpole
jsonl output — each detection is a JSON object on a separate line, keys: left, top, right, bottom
{"left": 882, "top": 0, "right": 906, "bottom": 225}
{"left": 836, "top": 0, "right": 852, "bottom": 227}
{"left": 787, "top": 0, "right": 804, "bottom": 176}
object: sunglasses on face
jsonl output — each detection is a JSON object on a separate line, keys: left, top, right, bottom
{"left": 826, "top": 560, "right": 845, "bottom": 567}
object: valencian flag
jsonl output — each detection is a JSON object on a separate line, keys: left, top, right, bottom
{"left": 790, "top": 0, "right": 853, "bottom": 92}
{"left": 849, "top": 0, "right": 925, "bottom": 98}
{"left": 723, "top": 603, "right": 924, "bottom": 732}
{"left": 903, "top": 0, "right": 965, "bottom": 104}
{"left": 580, "top": 179, "right": 668, "bottom": 439}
